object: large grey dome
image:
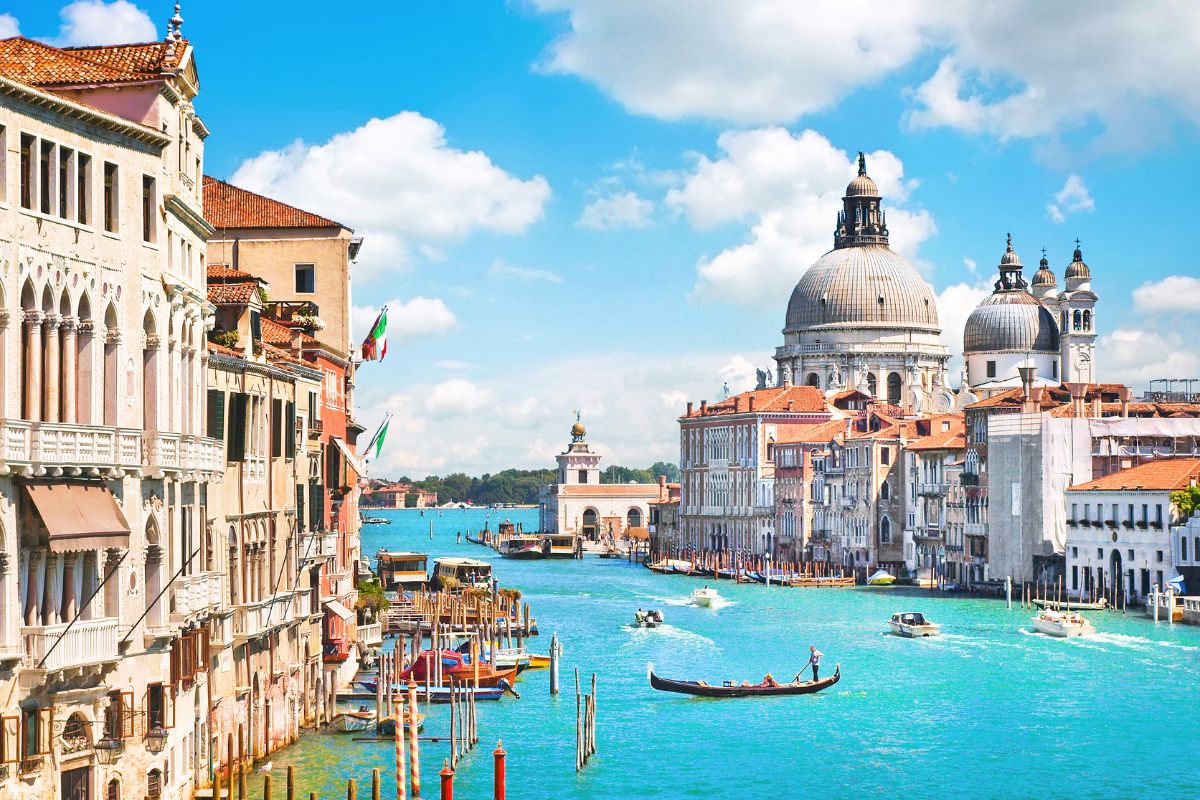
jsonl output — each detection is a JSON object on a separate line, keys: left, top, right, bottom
{"left": 963, "top": 291, "right": 1059, "bottom": 353}
{"left": 785, "top": 245, "right": 940, "bottom": 332}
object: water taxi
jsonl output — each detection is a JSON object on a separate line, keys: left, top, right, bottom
{"left": 361, "top": 515, "right": 391, "bottom": 525}
{"left": 375, "top": 551, "right": 429, "bottom": 592}
{"left": 888, "top": 611, "right": 941, "bottom": 638}
{"left": 540, "top": 532, "right": 580, "bottom": 559}
{"left": 1032, "top": 608, "right": 1096, "bottom": 638}
{"left": 690, "top": 586, "right": 719, "bottom": 607}
{"left": 431, "top": 557, "right": 493, "bottom": 591}
{"left": 497, "top": 535, "right": 545, "bottom": 560}
{"left": 1034, "top": 597, "right": 1108, "bottom": 611}
{"left": 866, "top": 570, "right": 896, "bottom": 586}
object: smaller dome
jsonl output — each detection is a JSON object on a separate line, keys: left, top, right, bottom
{"left": 964, "top": 292, "right": 1060, "bottom": 354}
{"left": 1000, "top": 233, "right": 1021, "bottom": 267}
{"left": 1065, "top": 244, "right": 1090, "bottom": 279}
{"left": 1032, "top": 253, "right": 1057, "bottom": 287}
{"left": 844, "top": 151, "right": 880, "bottom": 198}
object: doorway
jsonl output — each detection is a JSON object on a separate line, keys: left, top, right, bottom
{"left": 62, "top": 766, "right": 91, "bottom": 800}
{"left": 1109, "top": 549, "right": 1122, "bottom": 600}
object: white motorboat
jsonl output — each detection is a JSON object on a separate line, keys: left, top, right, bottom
{"left": 888, "top": 611, "right": 941, "bottom": 638}
{"left": 634, "top": 609, "right": 664, "bottom": 628}
{"left": 690, "top": 585, "right": 720, "bottom": 607}
{"left": 1032, "top": 609, "right": 1096, "bottom": 638}
{"left": 866, "top": 570, "right": 896, "bottom": 586}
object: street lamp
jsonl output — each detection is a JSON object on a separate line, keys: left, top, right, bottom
{"left": 94, "top": 738, "right": 123, "bottom": 765}
{"left": 145, "top": 727, "right": 169, "bottom": 754}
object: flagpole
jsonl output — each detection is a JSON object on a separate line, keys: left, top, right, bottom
{"left": 364, "top": 412, "right": 393, "bottom": 463}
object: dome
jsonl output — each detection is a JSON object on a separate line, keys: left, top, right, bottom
{"left": 963, "top": 292, "right": 1060, "bottom": 353}
{"left": 999, "top": 233, "right": 1021, "bottom": 267}
{"left": 844, "top": 173, "right": 879, "bottom": 198}
{"left": 1065, "top": 245, "right": 1090, "bottom": 279}
{"left": 1032, "top": 255, "right": 1057, "bottom": 288}
{"left": 785, "top": 245, "right": 940, "bottom": 332}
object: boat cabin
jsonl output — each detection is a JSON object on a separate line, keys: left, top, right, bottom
{"left": 891, "top": 612, "right": 928, "bottom": 626}
{"left": 433, "top": 557, "right": 493, "bottom": 590}
{"left": 540, "top": 532, "right": 580, "bottom": 559}
{"left": 376, "top": 551, "right": 429, "bottom": 591}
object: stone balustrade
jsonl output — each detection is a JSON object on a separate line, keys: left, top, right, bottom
{"left": 170, "top": 571, "right": 224, "bottom": 623}
{"left": 22, "top": 617, "right": 119, "bottom": 672}
{"left": 0, "top": 420, "right": 223, "bottom": 476}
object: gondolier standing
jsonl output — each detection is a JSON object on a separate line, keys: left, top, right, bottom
{"left": 808, "top": 645, "right": 824, "bottom": 682}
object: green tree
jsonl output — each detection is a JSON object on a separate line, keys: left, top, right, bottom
{"left": 1171, "top": 485, "right": 1200, "bottom": 518}
{"left": 649, "top": 461, "right": 681, "bottom": 483}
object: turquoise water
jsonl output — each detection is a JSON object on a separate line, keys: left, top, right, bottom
{"left": 257, "top": 508, "right": 1200, "bottom": 799}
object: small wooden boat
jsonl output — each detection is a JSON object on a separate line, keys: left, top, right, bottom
{"left": 375, "top": 713, "right": 425, "bottom": 736}
{"left": 866, "top": 570, "right": 896, "bottom": 586}
{"left": 690, "top": 586, "right": 719, "bottom": 607}
{"left": 789, "top": 574, "right": 855, "bottom": 588}
{"left": 1032, "top": 609, "right": 1095, "bottom": 638}
{"left": 888, "top": 611, "right": 941, "bottom": 638}
{"left": 648, "top": 665, "right": 840, "bottom": 698}
{"left": 355, "top": 679, "right": 513, "bottom": 702}
{"left": 330, "top": 710, "right": 376, "bottom": 733}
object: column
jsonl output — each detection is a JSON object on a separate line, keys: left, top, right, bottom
{"left": 62, "top": 554, "right": 76, "bottom": 621}
{"left": 61, "top": 317, "right": 77, "bottom": 424}
{"left": 43, "top": 314, "right": 61, "bottom": 423}
{"left": 23, "top": 311, "right": 43, "bottom": 422}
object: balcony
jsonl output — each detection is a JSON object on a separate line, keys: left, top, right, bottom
{"left": 233, "top": 592, "right": 302, "bottom": 641}
{"left": 359, "top": 621, "right": 383, "bottom": 647}
{"left": 919, "top": 482, "right": 948, "bottom": 496}
{"left": 964, "top": 523, "right": 987, "bottom": 537}
{"left": 0, "top": 420, "right": 141, "bottom": 476}
{"left": 23, "top": 617, "right": 119, "bottom": 673}
{"left": 170, "top": 571, "right": 224, "bottom": 624}
{"left": 297, "top": 531, "right": 338, "bottom": 564}
{"left": 143, "top": 432, "right": 224, "bottom": 476}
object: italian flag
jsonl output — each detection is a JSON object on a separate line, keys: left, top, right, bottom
{"left": 366, "top": 415, "right": 391, "bottom": 460}
{"left": 362, "top": 306, "right": 388, "bottom": 361}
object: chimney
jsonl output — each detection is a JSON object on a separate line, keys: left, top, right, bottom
{"left": 1018, "top": 366, "right": 1037, "bottom": 413}
{"left": 787, "top": 400, "right": 795, "bottom": 412}
{"left": 700, "top": 400, "right": 708, "bottom": 415}
{"left": 658, "top": 474, "right": 667, "bottom": 499}
{"left": 749, "top": 396, "right": 756, "bottom": 413}
{"left": 1117, "top": 385, "right": 1132, "bottom": 418}
{"left": 1066, "top": 382, "right": 1087, "bottom": 418}
{"left": 687, "top": 401, "right": 694, "bottom": 417}
{"left": 734, "top": 397, "right": 741, "bottom": 413}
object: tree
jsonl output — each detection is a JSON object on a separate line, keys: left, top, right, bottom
{"left": 649, "top": 461, "right": 681, "bottom": 483}
{"left": 1171, "top": 485, "right": 1200, "bottom": 519}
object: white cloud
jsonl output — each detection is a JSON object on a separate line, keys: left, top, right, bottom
{"left": 351, "top": 296, "right": 458, "bottom": 345}
{"left": 578, "top": 191, "right": 654, "bottom": 230}
{"left": 935, "top": 280, "right": 992, "bottom": 383}
{"left": 488, "top": 259, "right": 563, "bottom": 284}
{"left": 51, "top": 1, "right": 156, "bottom": 46}
{"left": 1132, "top": 276, "right": 1200, "bottom": 314}
{"left": 425, "top": 379, "right": 494, "bottom": 417}
{"left": 532, "top": 1, "right": 1200, "bottom": 146}
{"left": 668, "top": 129, "right": 934, "bottom": 306}
{"left": 1098, "top": 328, "right": 1200, "bottom": 390}
{"left": 1046, "top": 174, "right": 1094, "bottom": 224}
{"left": 231, "top": 112, "right": 550, "bottom": 280}
{"left": 0, "top": 13, "right": 20, "bottom": 38}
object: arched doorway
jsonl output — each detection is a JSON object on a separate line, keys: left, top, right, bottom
{"left": 887, "top": 372, "right": 902, "bottom": 405}
{"left": 1109, "top": 549, "right": 1122, "bottom": 601}
{"left": 626, "top": 507, "right": 642, "bottom": 529}
{"left": 581, "top": 508, "right": 598, "bottom": 540}
{"left": 806, "top": 372, "right": 820, "bottom": 388}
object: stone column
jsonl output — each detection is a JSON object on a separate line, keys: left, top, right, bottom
{"left": 23, "top": 311, "right": 43, "bottom": 422}
{"left": 62, "top": 554, "right": 76, "bottom": 621}
{"left": 43, "top": 314, "right": 61, "bottom": 423}
{"left": 61, "top": 317, "right": 78, "bottom": 424}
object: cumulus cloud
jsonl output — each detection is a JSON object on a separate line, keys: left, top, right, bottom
{"left": 231, "top": 112, "right": 550, "bottom": 280}
{"left": 351, "top": 296, "right": 458, "bottom": 345}
{"left": 936, "top": 280, "right": 992, "bottom": 382}
{"left": 532, "top": 1, "right": 1200, "bottom": 146}
{"left": 49, "top": 0, "right": 157, "bottom": 46}
{"left": 0, "top": 13, "right": 19, "bottom": 38}
{"left": 578, "top": 191, "right": 654, "bottom": 230}
{"left": 1046, "top": 174, "right": 1094, "bottom": 224}
{"left": 668, "top": 129, "right": 934, "bottom": 306}
{"left": 425, "top": 379, "right": 494, "bottom": 417}
{"left": 1098, "top": 328, "right": 1200, "bottom": 389}
{"left": 488, "top": 259, "right": 563, "bottom": 284}
{"left": 1131, "top": 275, "right": 1200, "bottom": 314}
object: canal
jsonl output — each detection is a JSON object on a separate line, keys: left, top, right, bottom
{"left": 254, "top": 508, "right": 1200, "bottom": 799}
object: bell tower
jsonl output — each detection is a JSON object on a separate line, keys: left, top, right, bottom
{"left": 1058, "top": 240, "right": 1097, "bottom": 384}
{"left": 556, "top": 412, "right": 601, "bottom": 485}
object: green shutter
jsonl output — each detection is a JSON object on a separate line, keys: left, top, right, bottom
{"left": 227, "top": 393, "right": 248, "bottom": 462}
{"left": 271, "top": 398, "right": 283, "bottom": 459}
{"left": 205, "top": 390, "right": 226, "bottom": 441}
{"left": 286, "top": 401, "right": 296, "bottom": 458}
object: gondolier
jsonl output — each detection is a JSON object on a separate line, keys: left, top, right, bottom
{"left": 808, "top": 645, "right": 824, "bottom": 681}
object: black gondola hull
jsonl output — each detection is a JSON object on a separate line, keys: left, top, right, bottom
{"left": 649, "top": 666, "right": 840, "bottom": 697}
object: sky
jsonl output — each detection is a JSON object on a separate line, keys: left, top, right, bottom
{"left": 7, "top": 1, "right": 1200, "bottom": 477}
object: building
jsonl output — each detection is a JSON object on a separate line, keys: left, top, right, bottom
{"left": 538, "top": 418, "right": 664, "bottom": 539}
{"left": 361, "top": 483, "right": 412, "bottom": 509}
{"left": 0, "top": 22, "right": 227, "bottom": 800}
{"left": 963, "top": 237, "right": 1098, "bottom": 396}
{"left": 771, "top": 421, "right": 843, "bottom": 562}
{"left": 903, "top": 418, "right": 966, "bottom": 582}
{"left": 1064, "top": 459, "right": 1200, "bottom": 601}
{"left": 773, "top": 154, "right": 952, "bottom": 413}
{"left": 647, "top": 477, "right": 681, "bottom": 554}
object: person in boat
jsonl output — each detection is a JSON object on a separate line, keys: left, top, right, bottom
{"left": 358, "top": 704, "right": 369, "bottom": 713}
{"left": 758, "top": 673, "right": 779, "bottom": 688}
{"left": 808, "top": 645, "right": 824, "bottom": 681}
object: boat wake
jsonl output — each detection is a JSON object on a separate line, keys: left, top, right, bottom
{"left": 623, "top": 624, "right": 715, "bottom": 648}
{"left": 1089, "top": 632, "right": 1200, "bottom": 653}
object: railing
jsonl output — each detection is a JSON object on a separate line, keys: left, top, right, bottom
{"left": 23, "top": 617, "right": 119, "bottom": 671}
{"left": 297, "top": 531, "right": 338, "bottom": 563}
{"left": 919, "top": 482, "right": 948, "bottom": 495}
{"left": 359, "top": 622, "right": 383, "bottom": 646}
{"left": 1, "top": 419, "right": 143, "bottom": 471}
{"left": 170, "top": 571, "right": 224, "bottom": 623}
{"left": 233, "top": 593, "right": 300, "bottom": 640}
{"left": 964, "top": 523, "right": 987, "bottom": 537}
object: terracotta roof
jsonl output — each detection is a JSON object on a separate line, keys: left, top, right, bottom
{"left": 203, "top": 176, "right": 343, "bottom": 229}
{"left": 907, "top": 429, "right": 966, "bottom": 452}
{"left": 1068, "top": 459, "right": 1200, "bottom": 492}
{"left": 207, "top": 342, "right": 240, "bottom": 357}
{"left": 0, "top": 37, "right": 183, "bottom": 88}
{"left": 559, "top": 485, "right": 662, "bottom": 497}
{"left": 967, "top": 383, "right": 1131, "bottom": 413}
{"left": 772, "top": 420, "right": 845, "bottom": 445}
{"left": 684, "top": 386, "right": 829, "bottom": 418}
{"left": 207, "top": 264, "right": 256, "bottom": 282}
{"left": 260, "top": 316, "right": 319, "bottom": 349}
{"left": 208, "top": 283, "right": 259, "bottom": 305}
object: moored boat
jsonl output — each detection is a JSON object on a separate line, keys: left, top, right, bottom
{"left": 498, "top": 535, "right": 545, "bottom": 560}
{"left": 866, "top": 570, "right": 896, "bottom": 586}
{"left": 690, "top": 586, "right": 719, "bottom": 607}
{"left": 648, "top": 664, "right": 840, "bottom": 697}
{"left": 330, "top": 709, "right": 376, "bottom": 733}
{"left": 1033, "top": 597, "right": 1108, "bottom": 611}
{"left": 1032, "top": 608, "right": 1096, "bottom": 638}
{"left": 888, "top": 611, "right": 941, "bottom": 638}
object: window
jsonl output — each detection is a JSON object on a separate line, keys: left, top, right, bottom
{"left": 20, "top": 133, "right": 35, "bottom": 209}
{"left": 39, "top": 140, "right": 54, "bottom": 214}
{"left": 206, "top": 390, "right": 226, "bottom": 440}
{"left": 1072, "top": 565, "right": 1078, "bottom": 590}
{"left": 103, "top": 162, "right": 119, "bottom": 232}
{"left": 0, "top": 125, "right": 6, "bottom": 202}
{"left": 227, "top": 392, "right": 248, "bottom": 462}
{"left": 881, "top": 448, "right": 890, "bottom": 465}
{"left": 271, "top": 398, "right": 283, "bottom": 458}
{"left": 880, "top": 481, "right": 890, "bottom": 501}
{"left": 1070, "top": 503, "right": 1077, "bottom": 521}
{"left": 578, "top": 470, "right": 588, "bottom": 484}
{"left": 1182, "top": 537, "right": 1188, "bottom": 561}
{"left": 1052, "top": 361, "right": 1058, "bottom": 380}
{"left": 986, "top": 360, "right": 996, "bottom": 379}
{"left": 77, "top": 153, "right": 91, "bottom": 225}
{"left": 295, "top": 263, "right": 316, "bottom": 293}
{"left": 880, "top": 516, "right": 892, "bottom": 543}
{"left": 107, "top": 780, "right": 121, "bottom": 800}
{"left": 141, "top": 174, "right": 157, "bottom": 242}
{"left": 58, "top": 146, "right": 72, "bottom": 218}
{"left": 147, "top": 769, "right": 163, "bottom": 800}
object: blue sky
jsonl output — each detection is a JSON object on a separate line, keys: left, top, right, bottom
{"left": 8, "top": 1, "right": 1200, "bottom": 476}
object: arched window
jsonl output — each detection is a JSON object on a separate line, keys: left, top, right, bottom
{"left": 880, "top": 516, "right": 892, "bottom": 543}
{"left": 1073, "top": 310, "right": 1082, "bottom": 331}
{"left": 806, "top": 372, "right": 820, "bottom": 388}
{"left": 1082, "top": 309, "right": 1092, "bottom": 331}
{"left": 61, "top": 712, "right": 91, "bottom": 754}
{"left": 103, "top": 304, "right": 119, "bottom": 426}
{"left": 145, "top": 517, "right": 163, "bottom": 627}
{"left": 867, "top": 372, "right": 878, "bottom": 397}
{"left": 627, "top": 507, "right": 643, "bottom": 529}
{"left": 143, "top": 310, "right": 159, "bottom": 431}
{"left": 20, "top": 280, "right": 37, "bottom": 421}
{"left": 581, "top": 508, "right": 598, "bottom": 539}
{"left": 147, "top": 769, "right": 162, "bottom": 800}
{"left": 106, "top": 779, "right": 121, "bottom": 800}
{"left": 887, "top": 372, "right": 902, "bottom": 405}
{"left": 880, "top": 481, "right": 890, "bottom": 501}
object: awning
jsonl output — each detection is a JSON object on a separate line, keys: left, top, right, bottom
{"left": 626, "top": 527, "right": 650, "bottom": 541}
{"left": 26, "top": 484, "right": 130, "bottom": 552}
{"left": 323, "top": 599, "right": 355, "bottom": 621}
{"left": 332, "top": 437, "right": 368, "bottom": 478}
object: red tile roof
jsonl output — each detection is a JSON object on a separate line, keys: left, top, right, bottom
{"left": 906, "top": 429, "right": 966, "bottom": 451}
{"left": 207, "top": 283, "right": 259, "bottom": 305}
{"left": 207, "top": 264, "right": 256, "bottom": 282}
{"left": 559, "top": 485, "right": 663, "bottom": 497}
{"left": 0, "top": 37, "right": 183, "bottom": 88}
{"left": 260, "top": 316, "right": 318, "bottom": 348}
{"left": 1068, "top": 459, "right": 1200, "bottom": 492}
{"left": 772, "top": 420, "right": 845, "bottom": 445}
{"left": 967, "top": 383, "right": 1131, "bottom": 412}
{"left": 684, "top": 386, "right": 829, "bottom": 418}
{"left": 203, "top": 176, "right": 343, "bottom": 230}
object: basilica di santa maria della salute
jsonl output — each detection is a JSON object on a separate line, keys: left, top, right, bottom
{"left": 771, "top": 153, "right": 1098, "bottom": 407}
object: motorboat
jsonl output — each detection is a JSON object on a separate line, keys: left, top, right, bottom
{"left": 375, "top": 551, "right": 429, "bottom": 592}
{"left": 497, "top": 535, "right": 545, "bottom": 560}
{"left": 866, "top": 570, "right": 896, "bottom": 586}
{"left": 634, "top": 609, "right": 664, "bottom": 628}
{"left": 1032, "top": 608, "right": 1096, "bottom": 638}
{"left": 888, "top": 611, "right": 941, "bottom": 638}
{"left": 690, "top": 586, "right": 720, "bottom": 607}
{"left": 431, "top": 557, "right": 493, "bottom": 591}
{"left": 361, "top": 516, "right": 391, "bottom": 525}
{"left": 1034, "top": 597, "right": 1108, "bottom": 611}
{"left": 648, "top": 664, "right": 840, "bottom": 698}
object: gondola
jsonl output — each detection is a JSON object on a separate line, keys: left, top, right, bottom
{"left": 648, "top": 664, "right": 840, "bottom": 698}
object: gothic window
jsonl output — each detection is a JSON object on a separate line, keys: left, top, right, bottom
{"left": 867, "top": 373, "right": 877, "bottom": 397}
{"left": 1082, "top": 309, "right": 1092, "bottom": 331}
{"left": 880, "top": 516, "right": 892, "bottom": 544}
